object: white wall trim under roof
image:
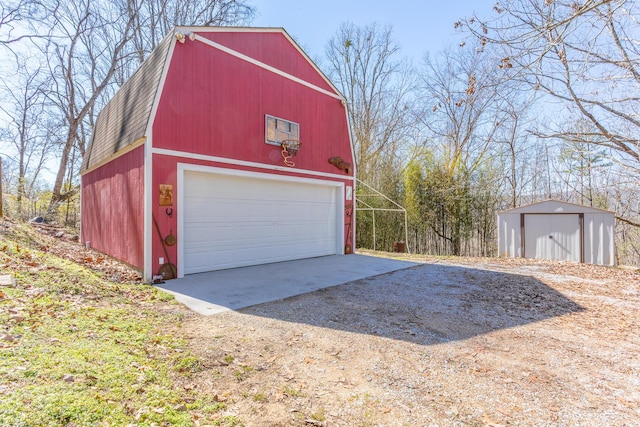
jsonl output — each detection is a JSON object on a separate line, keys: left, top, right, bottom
{"left": 189, "top": 33, "right": 343, "bottom": 101}
{"left": 152, "top": 147, "right": 356, "bottom": 182}
{"left": 143, "top": 34, "right": 179, "bottom": 282}
{"left": 80, "top": 137, "right": 146, "bottom": 176}
{"left": 175, "top": 26, "right": 344, "bottom": 102}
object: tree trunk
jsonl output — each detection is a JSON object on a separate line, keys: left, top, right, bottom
{"left": 46, "top": 132, "right": 74, "bottom": 221}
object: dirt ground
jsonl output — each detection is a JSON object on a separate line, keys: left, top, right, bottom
{"left": 178, "top": 255, "right": 640, "bottom": 427}
{"left": 22, "top": 224, "right": 640, "bottom": 426}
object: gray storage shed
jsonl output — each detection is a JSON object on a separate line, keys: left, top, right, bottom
{"left": 497, "top": 200, "right": 615, "bottom": 266}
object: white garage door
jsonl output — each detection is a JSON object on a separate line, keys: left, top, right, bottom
{"left": 182, "top": 170, "right": 341, "bottom": 274}
{"left": 524, "top": 214, "right": 581, "bottom": 262}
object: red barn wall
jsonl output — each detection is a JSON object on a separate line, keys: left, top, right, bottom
{"left": 150, "top": 153, "right": 354, "bottom": 277}
{"left": 202, "top": 32, "right": 334, "bottom": 93}
{"left": 153, "top": 31, "right": 354, "bottom": 172}
{"left": 151, "top": 154, "right": 178, "bottom": 277}
{"left": 81, "top": 146, "right": 145, "bottom": 270}
{"left": 149, "top": 32, "right": 355, "bottom": 276}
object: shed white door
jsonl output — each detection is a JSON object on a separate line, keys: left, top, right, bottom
{"left": 524, "top": 214, "right": 581, "bottom": 262}
{"left": 183, "top": 170, "right": 341, "bottom": 274}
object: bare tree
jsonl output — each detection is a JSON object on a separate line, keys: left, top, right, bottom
{"left": 555, "top": 119, "right": 613, "bottom": 206}
{"left": 126, "top": 0, "right": 255, "bottom": 66}
{"left": 0, "top": 155, "right": 18, "bottom": 193}
{"left": 39, "top": 0, "right": 255, "bottom": 220}
{"left": 0, "top": 1, "right": 23, "bottom": 44}
{"left": 419, "top": 44, "right": 504, "bottom": 176}
{"left": 0, "top": 0, "right": 44, "bottom": 45}
{"left": 462, "top": 0, "right": 640, "bottom": 173}
{"left": 325, "top": 22, "right": 416, "bottom": 185}
{"left": 41, "top": 0, "right": 139, "bottom": 219}
{"left": 0, "top": 62, "right": 57, "bottom": 217}
{"left": 495, "top": 92, "right": 536, "bottom": 208}
{"left": 611, "top": 180, "right": 640, "bottom": 265}
{"left": 414, "top": 43, "right": 510, "bottom": 255}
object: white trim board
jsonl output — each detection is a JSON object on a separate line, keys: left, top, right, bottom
{"left": 174, "top": 26, "right": 344, "bottom": 100}
{"left": 191, "top": 34, "right": 344, "bottom": 101}
{"left": 153, "top": 147, "right": 355, "bottom": 183}
{"left": 143, "top": 136, "right": 154, "bottom": 282}
{"left": 143, "top": 35, "right": 178, "bottom": 282}
{"left": 80, "top": 138, "right": 146, "bottom": 176}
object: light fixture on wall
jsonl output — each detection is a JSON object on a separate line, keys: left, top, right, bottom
{"left": 175, "top": 32, "right": 195, "bottom": 44}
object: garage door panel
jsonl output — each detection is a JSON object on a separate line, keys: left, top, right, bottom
{"left": 524, "top": 214, "right": 580, "bottom": 262}
{"left": 187, "top": 248, "right": 274, "bottom": 272}
{"left": 186, "top": 199, "right": 334, "bottom": 221}
{"left": 185, "top": 237, "right": 336, "bottom": 272}
{"left": 183, "top": 171, "right": 340, "bottom": 274}
{"left": 184, "top": 216, "right": 334, "bottom": 239}
{"left": 185, "top": 224, "right": 302, "bottom": 247}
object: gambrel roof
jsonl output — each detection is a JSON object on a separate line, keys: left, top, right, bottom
{"left": 81, "top": 27, "right": 344, "bottom": 174}
{"left": 81, "top": 33, "right": 173, "bottom": 172}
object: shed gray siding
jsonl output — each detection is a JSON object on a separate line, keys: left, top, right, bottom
{"left": 497, "top": 200, "right": 615, "bottom": 266}
{"left": 583, "top": 212, "right": 615, "bottom": 265}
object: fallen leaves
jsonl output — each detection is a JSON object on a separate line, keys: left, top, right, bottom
{"left": 3, "top": 220, "right": 639, "bottom": 426}
{"left": 0, "top": 333, "right": 16, "bottom": 342}
{"left": 8, "top": 312, "right": 25, "bottom": 322}
{"left": 482, "top": 414, "right": 506, "bottom": 427}
{"left": 616, "top": 397, "right": 636, "bottom": 409}
{"left": 23, "top": 223, "right": 142, "bottom": 283}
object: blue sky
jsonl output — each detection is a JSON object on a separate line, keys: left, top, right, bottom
{"left": 250, "top": 0, "right": 498, "bottom": 62}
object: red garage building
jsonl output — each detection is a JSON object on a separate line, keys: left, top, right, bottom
{"left": 81, "top": 27, "right": 355, "bottom": 282}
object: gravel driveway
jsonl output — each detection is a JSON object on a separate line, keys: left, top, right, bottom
{"left": 179, "top": 256, "right": 640, "bottom": 426}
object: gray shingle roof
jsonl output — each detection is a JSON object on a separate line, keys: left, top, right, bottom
{"left": 81, "top": 32, "right": 173, "bottom": 172}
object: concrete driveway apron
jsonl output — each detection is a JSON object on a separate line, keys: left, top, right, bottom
{"left": 155, "top": 254, "right": 417, "bottom": 315}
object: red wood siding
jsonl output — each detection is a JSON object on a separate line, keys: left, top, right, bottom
{"left": 151, "top": 154, "right": 355, "bottom": 275}
{"left": 202, "top": 31, "right": 334, "bottom": 92}
{"left": 153, "top": 33, "right": 354, "bottom": 173}
{"left": 151, "top": 154, "right": 178, "bottom": 277}
{"left": 81, "top": 146, "right": 144, "bottom": 270}
{"left": 150, "top": 30, "right": 356, "bottom": 275}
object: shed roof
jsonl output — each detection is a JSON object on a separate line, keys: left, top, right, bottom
{"left": 498, "top": 199, "right": 615, "bottom": 215}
